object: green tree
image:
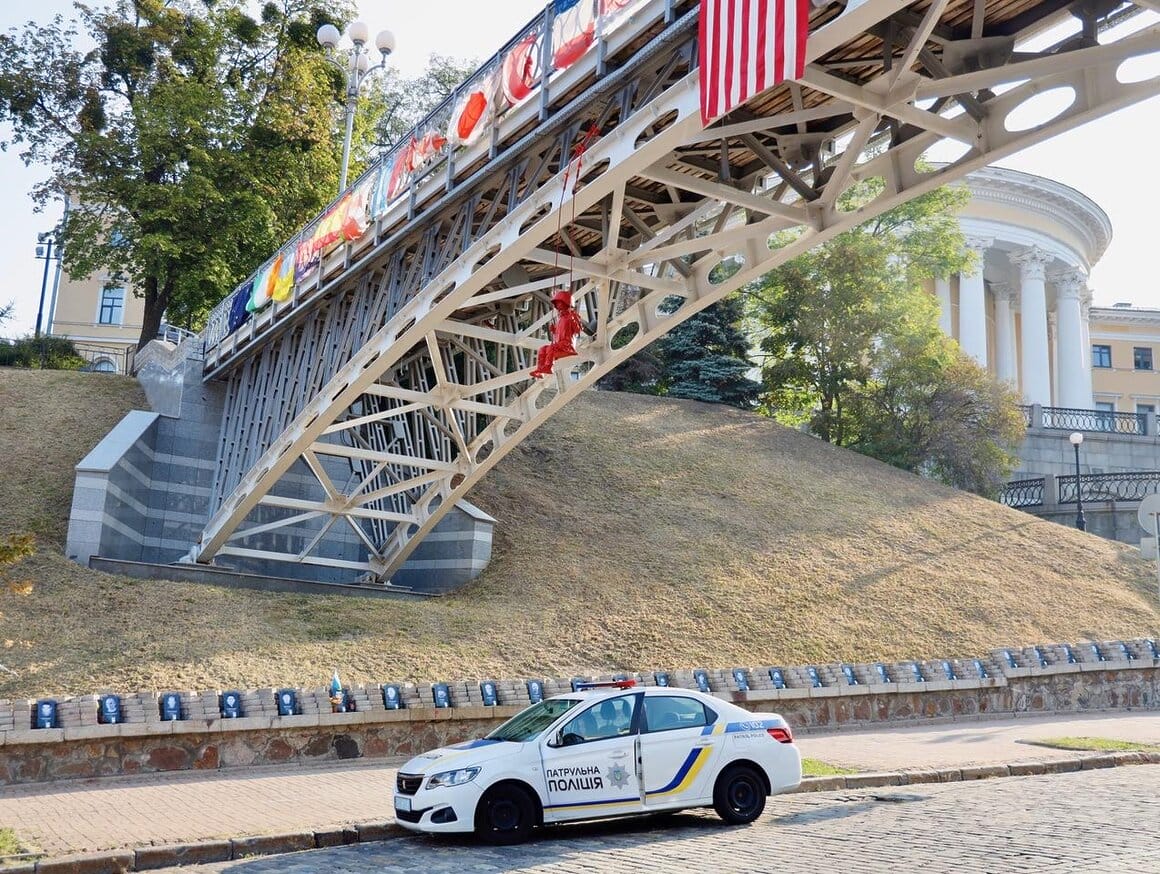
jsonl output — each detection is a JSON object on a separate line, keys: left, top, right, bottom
{"left": 0, "top": 0, "right": 356, "bottom": 348}
{"left": 750, "top": 180, "right": 973, "bottom": 444}
{"left": 750, "top": 178, "right": 1024, "bottom": 493}
{"left": 0, "top": 302, "right": 13, "bottom": 327}
{"left": 600, "top": 293, "right": 759, "bottom": 409}
{"left": 652, "top": 296, "right": 759, "bottom": 408}
{"left": 844, "top": 331, "right": 1025, "bottom": 496}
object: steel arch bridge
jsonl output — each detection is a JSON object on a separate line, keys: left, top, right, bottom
{"left": 187, "top": 0, "right": 1160, "bottom": 585}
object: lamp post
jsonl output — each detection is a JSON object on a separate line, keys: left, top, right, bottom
{"left": 1069, "top": 431, "right": 1086, "bottom": 531}
{"left": 317, "top": 20, "right": 396, "bottom": 195}
{"left": 34, "top": 232, "right": 59, "bottom": 339}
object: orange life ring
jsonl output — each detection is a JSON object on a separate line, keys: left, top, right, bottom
{"left": 502, "top": 34, "right": 540, "bottom": 105}
{"left": 454, "top": 90, "right": 489, "bottom": 145}
{"left": 552, "top": 28, "right": 594, "bottom": 70}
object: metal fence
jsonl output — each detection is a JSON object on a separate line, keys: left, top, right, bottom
{"left": 76, "top": 344, "right": 135, "bottom": 375}
{"left": 1057, "top": 471, "right": 1160, "bottom": 505}
{"left": 999, "top": 478, "right": 1045, "bottom": 508}
{"left": 1023, "top": 404, "right": 1148, "bottom": 436}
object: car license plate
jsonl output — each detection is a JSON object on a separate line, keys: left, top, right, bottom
{"left": 395, "top": 795, "right": 412, "bottom": 813}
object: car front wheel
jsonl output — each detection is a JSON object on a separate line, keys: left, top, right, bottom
{"left": 713, "top": 764, "right": 767, "bottom": 825}
{"left": 475, "top": 783, "right": 536, "bottom": 845}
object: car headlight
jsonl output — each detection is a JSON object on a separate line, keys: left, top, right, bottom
{"left": 426, "top": 766, "right": 481, "bottom": 789}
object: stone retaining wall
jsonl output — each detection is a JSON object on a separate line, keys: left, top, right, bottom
{"left": 2, "top": 639, "right": 1157, "bottom": 785}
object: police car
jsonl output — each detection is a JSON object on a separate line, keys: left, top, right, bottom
{"left": 392, "top": 681, "right": 801, "bottom": 844}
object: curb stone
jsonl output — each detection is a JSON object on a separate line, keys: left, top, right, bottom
{"left": 23, "top": 755, "right": 1159, "bottom": 871}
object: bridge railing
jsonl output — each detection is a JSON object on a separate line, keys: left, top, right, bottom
{"left": 200, "top": 0, "right": 654, "bottom": 354}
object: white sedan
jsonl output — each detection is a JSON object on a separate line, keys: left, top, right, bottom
{"left": 392, "top": 682, "right": 801, "bottom": 844}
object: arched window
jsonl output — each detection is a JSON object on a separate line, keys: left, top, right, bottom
{"left": 92, "top": 358, "right": 117, "bottom": 373}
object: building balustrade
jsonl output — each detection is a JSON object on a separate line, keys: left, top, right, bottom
{"left": 1020, "top": 404, "right": 1149, "bottom": 436}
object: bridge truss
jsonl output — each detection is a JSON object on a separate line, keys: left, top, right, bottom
{"left": 192, "top": 0, "right": 1160, "bottom": 582}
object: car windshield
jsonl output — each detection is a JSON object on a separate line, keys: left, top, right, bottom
{"left": 486, "top": 698, "right": 581, "bottom": 742}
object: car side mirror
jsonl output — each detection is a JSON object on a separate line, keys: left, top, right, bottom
{"left": 547, "top": 730, "right": 563, "bottom": 748}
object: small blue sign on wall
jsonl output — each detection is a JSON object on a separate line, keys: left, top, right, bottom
{"left": 841, "top": 665, "right": 858, "bottom": 685}
{"left": 526, "top": 680, "right": 544, "bottom": 704}
{"left": 769, "top": 669, "right": 786, "bottom": 689}
{"left": 1002, "top": 650, "right": 1018, "bottom": 669}
{"left": 220, "top": 691, "right": 243, "bottom": 719}
{"left": 911, "top": 664, "right": 925, "bottom": 683}
{"left": 807, "top": 667, "right": 823, "bottom": 688}
{"left": 160, "top": 693, "right": 183, "bottom": 721}
{"left": 98, "top": 694, "right": 123, "bottom": 724}
{"left": 382, "top": 684, "right": 403, "bottom": 710}
{"left": 875, "top": 663, "right": 890, "bottom": 684}
{"left": 1063, "top": 645, "right": 1077, "bottom": 664}
{"left": 1147, "top": 639, "right": 1160, "bottom": 659}
{"left": 1033, "top": 647, "right": 1048, "bottom": 668}
{"left": 732, "top": 668, "right": 749, "bottom": 692}
{"left": 692, "top": 670, "right": 710, "bottom": 692}
{"left": 1118, "top": 642, "right": 1133, "bottom": 661}
{"left": 942, "top": 661, "right": 956, "bottom": 680}
{"left": 276, "top": 689, "right": 297, "bottom": 717}
{"left": 432, "top": 683, "right": 451, "bottom": 708}
{"left": 1091, "top": 643, "right": 1105, "bottom": 662}
{"left": 653, "top": 672, "right": 670, "bottom": 687}
{"left": 973, "top": 659, "right": 988, "bottom": 679}
{"left": 34, "top": 699, "right": 57, "bottom": 729}
{"left": 480, "top": 681, "right": 498, "bottom": 706}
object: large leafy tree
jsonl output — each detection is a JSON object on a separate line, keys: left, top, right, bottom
{"left": 0, "top": 0, "right": 356, "bottom": 347}
{"left": 750, "top": 180, "right": 973, "bottom": 443}
{"left": 749, "top": 179, "right": 1024, "bottom": 494}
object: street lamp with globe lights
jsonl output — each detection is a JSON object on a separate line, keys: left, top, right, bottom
{"left": 316, "top": 21, "right": 396, "bottom": 195}
{"left": 1069, "top": 431, "right": 1086, "bottom": 531}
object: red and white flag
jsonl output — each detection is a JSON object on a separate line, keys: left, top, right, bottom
{"left": 699, "top": 0, "right": 810, "bottom": 125}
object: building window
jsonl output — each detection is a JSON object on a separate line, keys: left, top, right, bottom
{"left": 1138, "top": 403, "right": 1156, "bottom": 416}
{"left": 1094, "top": 401, "right": 1116, "bottom": 432}
{"left": 98, "top": 286, "right": 125, "bottom": 325}
{"left": 1092, "top": 344, "right": 1112, "bottom": 368}
{"left": 1134, "top": 346, "right": 1153, "bottom": 371}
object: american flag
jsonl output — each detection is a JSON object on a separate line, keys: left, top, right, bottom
{"left": 699, "top": 0, "right": 811, "bottom": 125}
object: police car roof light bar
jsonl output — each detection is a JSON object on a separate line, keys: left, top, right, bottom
{"left": 574, "top": 679, "right": 636, "bottom": 690}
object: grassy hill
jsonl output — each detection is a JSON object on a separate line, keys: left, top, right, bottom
{"left": 0, "top": 367, "right": 1157, "bottom": 699}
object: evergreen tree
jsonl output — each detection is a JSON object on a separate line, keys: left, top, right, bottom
{"left": 653, "top": 296, "right": 759, "bottom": 408}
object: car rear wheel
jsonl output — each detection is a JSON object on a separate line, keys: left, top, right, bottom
{"left": 475, "top": 783, "right": 535, "bottom": 845}
{"left": 713, "top": 765, "right": 766, "bottom": 825}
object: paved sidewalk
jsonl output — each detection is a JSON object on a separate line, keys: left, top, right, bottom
{"left": 0, "top": 711, "right": 1157, "bottom": 861}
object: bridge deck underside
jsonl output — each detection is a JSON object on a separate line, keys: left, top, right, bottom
{"left": 195, "top": 0, "right": 1160, "bottom": 583}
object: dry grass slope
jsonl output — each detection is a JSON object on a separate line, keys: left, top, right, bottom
{"left": 0, "top": 368, "right": 1156, "bottom": 699}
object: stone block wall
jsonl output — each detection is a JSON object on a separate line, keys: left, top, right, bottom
{"left": 3, "top": 638, "right": 1157, "bottom": 785}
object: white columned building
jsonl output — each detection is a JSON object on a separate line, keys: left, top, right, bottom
{"left": 936, "top": 167, "right": 1111, "bottom": 409}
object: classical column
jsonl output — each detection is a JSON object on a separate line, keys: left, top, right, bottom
{"left": 1053, "top": 269, "right": 1093, "bottom": 409}
{"left": 1081, "top": 289, "right": 1093, "bottom": 386}
{"left": 991, "top": 282, "right": 1017, "bottom": 385}
{"left": 1048, "top": 311, "right": 1059, "bottom": 406}
{"left": 958, "top": 237, "right": 992, "bottom": 366}
{"left": 935, "top": 276, "right": 952, "bottom": 335}
{"left": 1010, "top": 246, "right": 1052, "bottom": 406}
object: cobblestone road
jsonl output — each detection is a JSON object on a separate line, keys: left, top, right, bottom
{"left": 165, "top": 766, "right": 1159, "bottom": 873}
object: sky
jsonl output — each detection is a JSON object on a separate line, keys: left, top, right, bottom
{"left": 2, "top": 0, "right": 1159, "bottom": 337}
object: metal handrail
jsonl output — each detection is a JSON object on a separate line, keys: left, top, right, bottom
{"left": 1058, "top": 471, "right": 1160, "bottom": 504}
{"left": 1020, "top": 404, "right": 1148, "bottom": 436}
{"left": 200, "top": 0, "right": 573, "bottom": 351}
{"left": 999, "top": 477, "right": 1045, "bottom": 508}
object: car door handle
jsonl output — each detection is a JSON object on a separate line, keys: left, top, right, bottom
{"left": 609, "top": 751, "right": 629, "bottom": 759}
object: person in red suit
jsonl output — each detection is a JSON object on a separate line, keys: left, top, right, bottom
{"left": 531, "top": 290, "right": 585, "bottom": 379}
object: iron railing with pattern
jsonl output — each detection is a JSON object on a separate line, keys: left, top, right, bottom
{"left": 1029, "top": 405, "right": 1148, "bottom": 436}
{"left": 1058, "top": 472, "right": 1160, "bottom": 505}
{"left": 999, "top": 477, "right": 1045, "bottom": 509}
